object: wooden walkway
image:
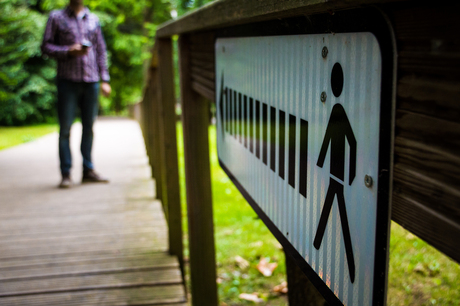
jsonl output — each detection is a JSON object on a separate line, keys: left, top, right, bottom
{"left": 0, "top": 118, "right": 186, "bottom": 305}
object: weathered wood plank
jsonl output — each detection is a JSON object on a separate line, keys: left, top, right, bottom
{"left": 0, "top": 270, "right": 182, "bottom": 297}
{"left": 0, "top": 252, "right": 176, "bottom": 272}
{"left": 190, "top": 43, "right": 215, "bottom": 52}
{"left": 0, "top": 244, "right": 167, "bottom": 261}
{"left": 179, "top": 34, "right": 218, "bottom": 306}
{"left": 396, "top": 74, "right": 460, "bottom": 123}
{"left": 157, "top": 38, "right": 184, "bottom": 269}
{"left": 191, "top": 72, "right": 215, "bottom": 90}
{"left": 0, "top": 226, "right": 163, "bottom": 243}
{"left": 389, "top": 2, "right": 460, "bottom": 262}
{"left": 0, "top": 213, "right": 166, "bottom": 232}
{"left": 156, "top": 0, "right": 406, "bottom": 37}
{"left": 392, "top": 193, "right": 460, "bottom": 261}
{"left": 0, "top": 232, "right": 167, "bottom": 254}
{"left": 191, "top": 51, "right": 215, "bottom": 62}
{"left": 191, "top": 57, "right": 214, "bottom": 70}
{"left": 191, "top": 65, "right": 215, "bottom": 80}
{"left": 0, "top": 285, "right": 186, "bottom": 306}
{"left": 192, "top": 81, "right": 215, "bottom": 102}
{"left": 0, "top": 259, "right": 178, "bottom": 282}
{"left": 0, "top": 200, "right": 160, "bottom": 219}
{"left": 145, "top": 55, "right": 165, "bottom": 202}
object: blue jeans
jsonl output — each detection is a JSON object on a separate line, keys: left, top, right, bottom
{"left": 57, "top": 79, "right": 99, "bottom": 176}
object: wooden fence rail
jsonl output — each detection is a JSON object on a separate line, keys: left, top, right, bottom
{"left": 141, "top": 41, "right": 184, "bottom": 272}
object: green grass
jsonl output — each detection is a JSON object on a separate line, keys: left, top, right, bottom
{"left": 388, "top": 222, "right": 460, "bottom": 305}
{"left": 176, "top": 123, "right": 459, "bottom": 306}
{"left": 0, "top": 124, "right": 58, "bottom": 151}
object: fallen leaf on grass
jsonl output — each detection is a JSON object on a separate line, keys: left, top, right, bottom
{"left": 239, "top": 293, "right": 264, "bottom": 303}
{"left": 273, "top": 281, "right": 288, "bottom": 294}
{"left": 413, "top": 263, "right": 427, "bottom": 276}
{"left": 257, "top": 257, "right": 278, "bottom": 277}
{"left": 235, "top": 255, "right": 250, "bottom": 270}
{"left": 250, "top": 241, "right": 264, "bottom": 247}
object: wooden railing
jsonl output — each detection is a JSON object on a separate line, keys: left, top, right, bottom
{"left": 141, "top": 39, "right": 183, "bottom": 272}
{"left": 140, "top": 1, "right": 460, "bottom": 305}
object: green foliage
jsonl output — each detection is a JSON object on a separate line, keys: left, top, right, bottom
{"left": 0, "top": 0, "right": 216, "bottom": 126}
{"left": 0, "top": 0, "right": 56, "bottom": 125}
{"left": 171, "top": 0, "right": 214, "bottom": 16}
{"left": 86, "top": 0, "right": 172, "bottom": 113}
{"left": 0, "top": 0, "right": 173, "bottom": 125}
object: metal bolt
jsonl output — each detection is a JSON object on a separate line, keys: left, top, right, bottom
{"left": 322, "top": 46, "right": 328, "bottom": 58}
{"left": 320, "top": 92, "right": 327, "bottom": 103}
{"left": 364, "top": 175, "right": 373, "bottom": 188}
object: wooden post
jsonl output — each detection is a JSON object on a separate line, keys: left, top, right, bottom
{"left": 179, "top": 34, "right": 218, "bottom": 306}
{"left": 157, "top": 37, "right": 184, "bottom": 269}
{"left": 285, "top": 252, "right": 327, "bottom": 306}
{"left": 141, "top": 85, "right": 150, "bottom": 158}
{"left": 144, "top": 51, "right": 164, "bottom": 202}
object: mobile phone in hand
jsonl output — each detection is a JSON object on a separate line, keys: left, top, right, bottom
{"left": 81, "top": 40, "right": 92, "bottom": 49}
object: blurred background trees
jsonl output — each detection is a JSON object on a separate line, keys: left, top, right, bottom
{"left": 0, "top": 0, "right": 213, "bottom": 126}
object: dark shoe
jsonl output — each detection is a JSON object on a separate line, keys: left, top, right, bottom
{"left": 82, "top": 169, "right": 109, "bottom": 184}
{"left": 59, "top": 175, "right": 72, "bottom": 188}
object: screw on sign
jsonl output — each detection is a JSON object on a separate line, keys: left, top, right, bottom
{"left": 314, "top": 62, "right": 357, "bottom": 283}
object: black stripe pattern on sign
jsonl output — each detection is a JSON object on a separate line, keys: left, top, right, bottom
{"left": 279, "top": 110, "right": 286, "bottom": 180}
{"left": 249, "top": 98, "right": 254, "bottom": 153}
{"left": 229, "top": 89, "right": 233, "bottom": 135}
{"left": 270, "top": 106, "right": 276, "bottom": 172}
{"left": 262, "top": 103, "right": 268, "bottom": 165}
{"left": 219, "top": 87, "right": 310, "bottom": 199}
{"left": 226, "top": 88, "right": 230, "bottom": 133}
{"left": 244, "top": 95, "right": 248, "bottom": 148}
{"left": 234, "top": 90, "right": 237, "bottom": 137}
{"left": 299, "top": 119, "right": 308, "bottom": 197}
{"left": 256, "top": 100, "right": 261, "bottom": 159}
{"left": 288, "top": 114, "right": 296, "bottom": 188}
{"left": 238, "top": 93, "right": 243, "bottom": 143}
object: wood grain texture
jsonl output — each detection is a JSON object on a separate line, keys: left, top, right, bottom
{"left": 146, "top": 58, "right": 165, "bottom": 203}
{"left": 0, "top": 286, "right": 186, "bottom": 306}
{"left": 156, "top": 0, "right": 407, "bottom": 37}
{"left": 389, "top": 1, "right": 460, "bottom": 261}
{"left": 0, "top": 119, "right": 186, "bottom": 305}
{"left": 192, "top": 81, "right": 215, "bottom": 102}
{"left": 157, "top": 38, "right": 184, "bottom": 269}
{"left": 190, "top": 32, "right": 216, "bottom": 102}
{"left": 179, "top": 34, "right": 219, "bottom": 306}
{"left": 0, "top": 270, "right": 182, "bottom": 297}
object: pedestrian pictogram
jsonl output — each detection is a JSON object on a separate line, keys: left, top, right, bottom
{"left": 314, "top": 102, "right": 357, "bottom": 283}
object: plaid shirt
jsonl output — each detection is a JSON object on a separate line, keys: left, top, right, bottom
{"left": 41, "top": 6, "right": 110, "bottom": 83}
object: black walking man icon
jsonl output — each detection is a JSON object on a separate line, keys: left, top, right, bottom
{"left": 314, "top": 102, "right": 357, "bottom": 284}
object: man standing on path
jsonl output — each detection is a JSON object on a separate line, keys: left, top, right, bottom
{"left": 41, "top": 0, "right": 111, "bottom": 188}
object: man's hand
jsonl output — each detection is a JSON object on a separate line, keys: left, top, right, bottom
{"left": 101, "top": 82, "right": 111, "bottom": 97}
{"left": 68, "top": 44, "right": 89, "bottom": 57}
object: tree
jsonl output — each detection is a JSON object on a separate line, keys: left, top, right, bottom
{"left": 0, "top": 0, "right": 56, "bottom": 125}
{"left": 0, "top": 0, "right": 173, "bottom": 125}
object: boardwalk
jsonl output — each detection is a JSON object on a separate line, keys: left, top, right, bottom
{"left": 0, "top": 118, "right": 186, "bottom": 305}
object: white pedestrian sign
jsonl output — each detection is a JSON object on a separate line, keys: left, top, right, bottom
{"left": 216, "top": 32, "right": 392, "bottom": 305}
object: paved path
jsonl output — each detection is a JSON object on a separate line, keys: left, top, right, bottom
{"left": 0, "top": 118, "right": 186, "bottom": 305}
